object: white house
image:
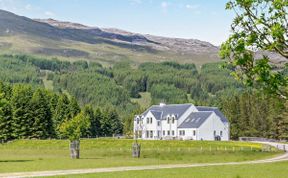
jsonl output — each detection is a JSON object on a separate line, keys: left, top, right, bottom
{"left": 134, "top": 103, "right": 229, "bottom": 141}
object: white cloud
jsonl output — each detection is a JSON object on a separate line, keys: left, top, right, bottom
{"left": 130, "top": 0, "right": 142, "bottom": 5}
{"left": 44, "top": 11, "right": 55, "bottom": 17}
{"left": 185, "top": 4, "right": 199, "bottom": 10}
{"left": 185, "top": 4, "right": 201, "bottom": 14}
{"left": 161, "top": 1, "right": 168, "bottom": 9}
{"left": 0, "top": 0, "right": 56, "bottom": 18}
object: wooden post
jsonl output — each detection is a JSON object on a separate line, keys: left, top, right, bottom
{"left": 70, "top": 140, "right": 80, "bottom": 159}
{"left": 132, "top": 142, "right": 141, "bottom": 158}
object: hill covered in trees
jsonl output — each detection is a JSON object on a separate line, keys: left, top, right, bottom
{"left": 0, "top": 54, "right": 287, "bottom": 140}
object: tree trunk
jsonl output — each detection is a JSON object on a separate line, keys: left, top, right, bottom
{"left": 70, "top": 140, "right": 80, "bottom": 159}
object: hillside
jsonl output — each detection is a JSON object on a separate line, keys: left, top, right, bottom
{"left": 0, "top": 9, "right": 220, "bottom": 66}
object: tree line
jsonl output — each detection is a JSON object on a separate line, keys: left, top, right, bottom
{"left": 0, "top": 54, "right": 287, "bottom": 140}
{"left": 0, "top": 81, "right": 122, "bottom": 142}
{"left": 215, "top": 89, "right": 288, "bottom": 140}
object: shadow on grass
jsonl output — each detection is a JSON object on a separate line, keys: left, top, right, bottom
{"left": 0, "top": 160, "right": 33, "bottom": 163}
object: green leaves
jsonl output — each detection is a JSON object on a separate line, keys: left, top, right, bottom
{"left": 59, "top": 112, "right": 90, "bottom": 141}
{"left": 221, "top": 0, "right": 288, "bottom": 99}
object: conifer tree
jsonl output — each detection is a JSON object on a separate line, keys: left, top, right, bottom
{"left": 107, "top": 109, "right": 123, "bottom": 136}
{"left": 11, "top": 85, "right": 33, "bottom": 139}
{"left": 90, "top": 107, "right": 101, "bottom": 137}
{"left": 0, "top": 93, "right": 13, "bottom": 141}
{"left": 69, "top": 96, "right": 80, "bottom": 118}
{"left": 53, "top": 94, "right": 71, "bottom": 136}
{"left": 49, "top": 93, "right": 59, "bottom": 115}
{"left": 30, "top": 89, "right": 53, "bottom": 139}
{"left": 100, "top": 111, "right": 111, "bottom": 136}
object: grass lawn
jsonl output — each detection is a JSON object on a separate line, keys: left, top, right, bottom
{"left": 52, "top": 161, "right": 288, "bottom": 178}
{"left": 0, "top": 139, "right": 281, "bottom": 173}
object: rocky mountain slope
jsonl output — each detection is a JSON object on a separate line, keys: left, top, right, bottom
{"left": 0, "top": 9, "right": 222, "bottom": 65}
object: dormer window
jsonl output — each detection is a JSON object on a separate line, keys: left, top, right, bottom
{"left": 147, "top": 117, "right": 149, "bottom": 124}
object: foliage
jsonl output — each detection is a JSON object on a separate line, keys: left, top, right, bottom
{"left": 59, "top": 112, "right": 90, "bottom": 141}
{"left": 0, "top": 93, "right": 13, "bottom": 141}
{"left": 10, "top": 85, "right": 34, "bottom": 139}
{"left": 53, "top": 94, "right": 72, "bottom": 136}
{"left": 215, "top": 89, "right": 284, "bottom": 139}
{"left": 220, "top": 0, "right": 288, "bottom": 98}
{"left": 150, "top": 84, "right": 188, "bottom": 104}
{"left": 52, "top": 68, "right": 137, "bottom": 117}
{"left": 0, "top": 55, "right": 42, "bottom": 86}
{"left": 30, "top": 89, "right": 54, "bottom": 138}
{"left": 0, "top": 54, "right": 287, "bottom": 139}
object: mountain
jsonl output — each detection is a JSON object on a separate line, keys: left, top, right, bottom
{"left": 0, "top": 9, "right": 220, "bottom": 66}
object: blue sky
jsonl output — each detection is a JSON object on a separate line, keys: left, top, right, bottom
{"left": 0, "top": 0, "right": 234, "bottom": 45}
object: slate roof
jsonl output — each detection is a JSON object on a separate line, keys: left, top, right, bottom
{"left": 196, "top": 106, "right": 229, "bottom": 123}
{"left": 150, "top": 110, "right": 163, "bottom": 120}
{"left": 178, "top": 111, "right": 213, "bottom": 128}
{"left": 142, "top": 104, "right": 192, "bottom": 120}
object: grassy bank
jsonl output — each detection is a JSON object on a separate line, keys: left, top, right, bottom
{"left": 0, "top": 139, "right": 281, "bottom": 173}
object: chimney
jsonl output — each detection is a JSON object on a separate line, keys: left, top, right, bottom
{"left": 159, "top": 103, "right": 166, "bottom": 107}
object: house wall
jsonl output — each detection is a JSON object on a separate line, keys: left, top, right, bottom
{"left": 161, "top": 116, "right": 178, "bottom": 139}
{"left": 177, "top": 128, "right": 197, "bottom": 140}
{"left": 134, "top": 105, "right": 230, "bottom": 141}
{"left": 141, "top": 112, "right": 158, "bottom": 139}
{"left": 198, "top": 113, "right": 229, "bottom": 141}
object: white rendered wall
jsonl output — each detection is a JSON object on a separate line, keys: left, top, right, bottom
{"left": 177, "top": 128, "right": 197, "bottom": 140}
{"left": 198, "top": 113, "right": 229, "bottom": 141}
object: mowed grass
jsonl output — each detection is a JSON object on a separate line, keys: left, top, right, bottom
{"left": 0, "top": 139, "right": 281, "bottom": 173}
{"left": 53, "top": 161, "right": 288, "bottom": 178}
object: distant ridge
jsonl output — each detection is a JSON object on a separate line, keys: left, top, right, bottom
{"left": 0, "top": 9, "right": 223, "bottom": 65}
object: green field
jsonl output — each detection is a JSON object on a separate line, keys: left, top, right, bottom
{"left": 0, "top": 139, "right": 281, "bottom": 173}
{"left": 52, "top": 161, "right": 288, "bottom": 178}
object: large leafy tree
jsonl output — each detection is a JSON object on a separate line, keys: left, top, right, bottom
{"left": 220, "top": 0, "right": 288, "bottom": 98}
{"left": 59, "top": 112, "right": 90, "bottom": 159}
{"left": 59, "top": 112, "right": 90, "bottom": 141}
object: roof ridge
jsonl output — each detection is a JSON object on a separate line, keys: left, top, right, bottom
{"left": 164, "top": 103, "right": 193, "bottom": 106}
{"left": 196, "top": 111, "right": 214, "bottom": 113}
{"left": 196, "top": 106, "right": 218, "bottom": 108}
{"left": 150, "top": 110, "right": 163, "bottom": 113}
